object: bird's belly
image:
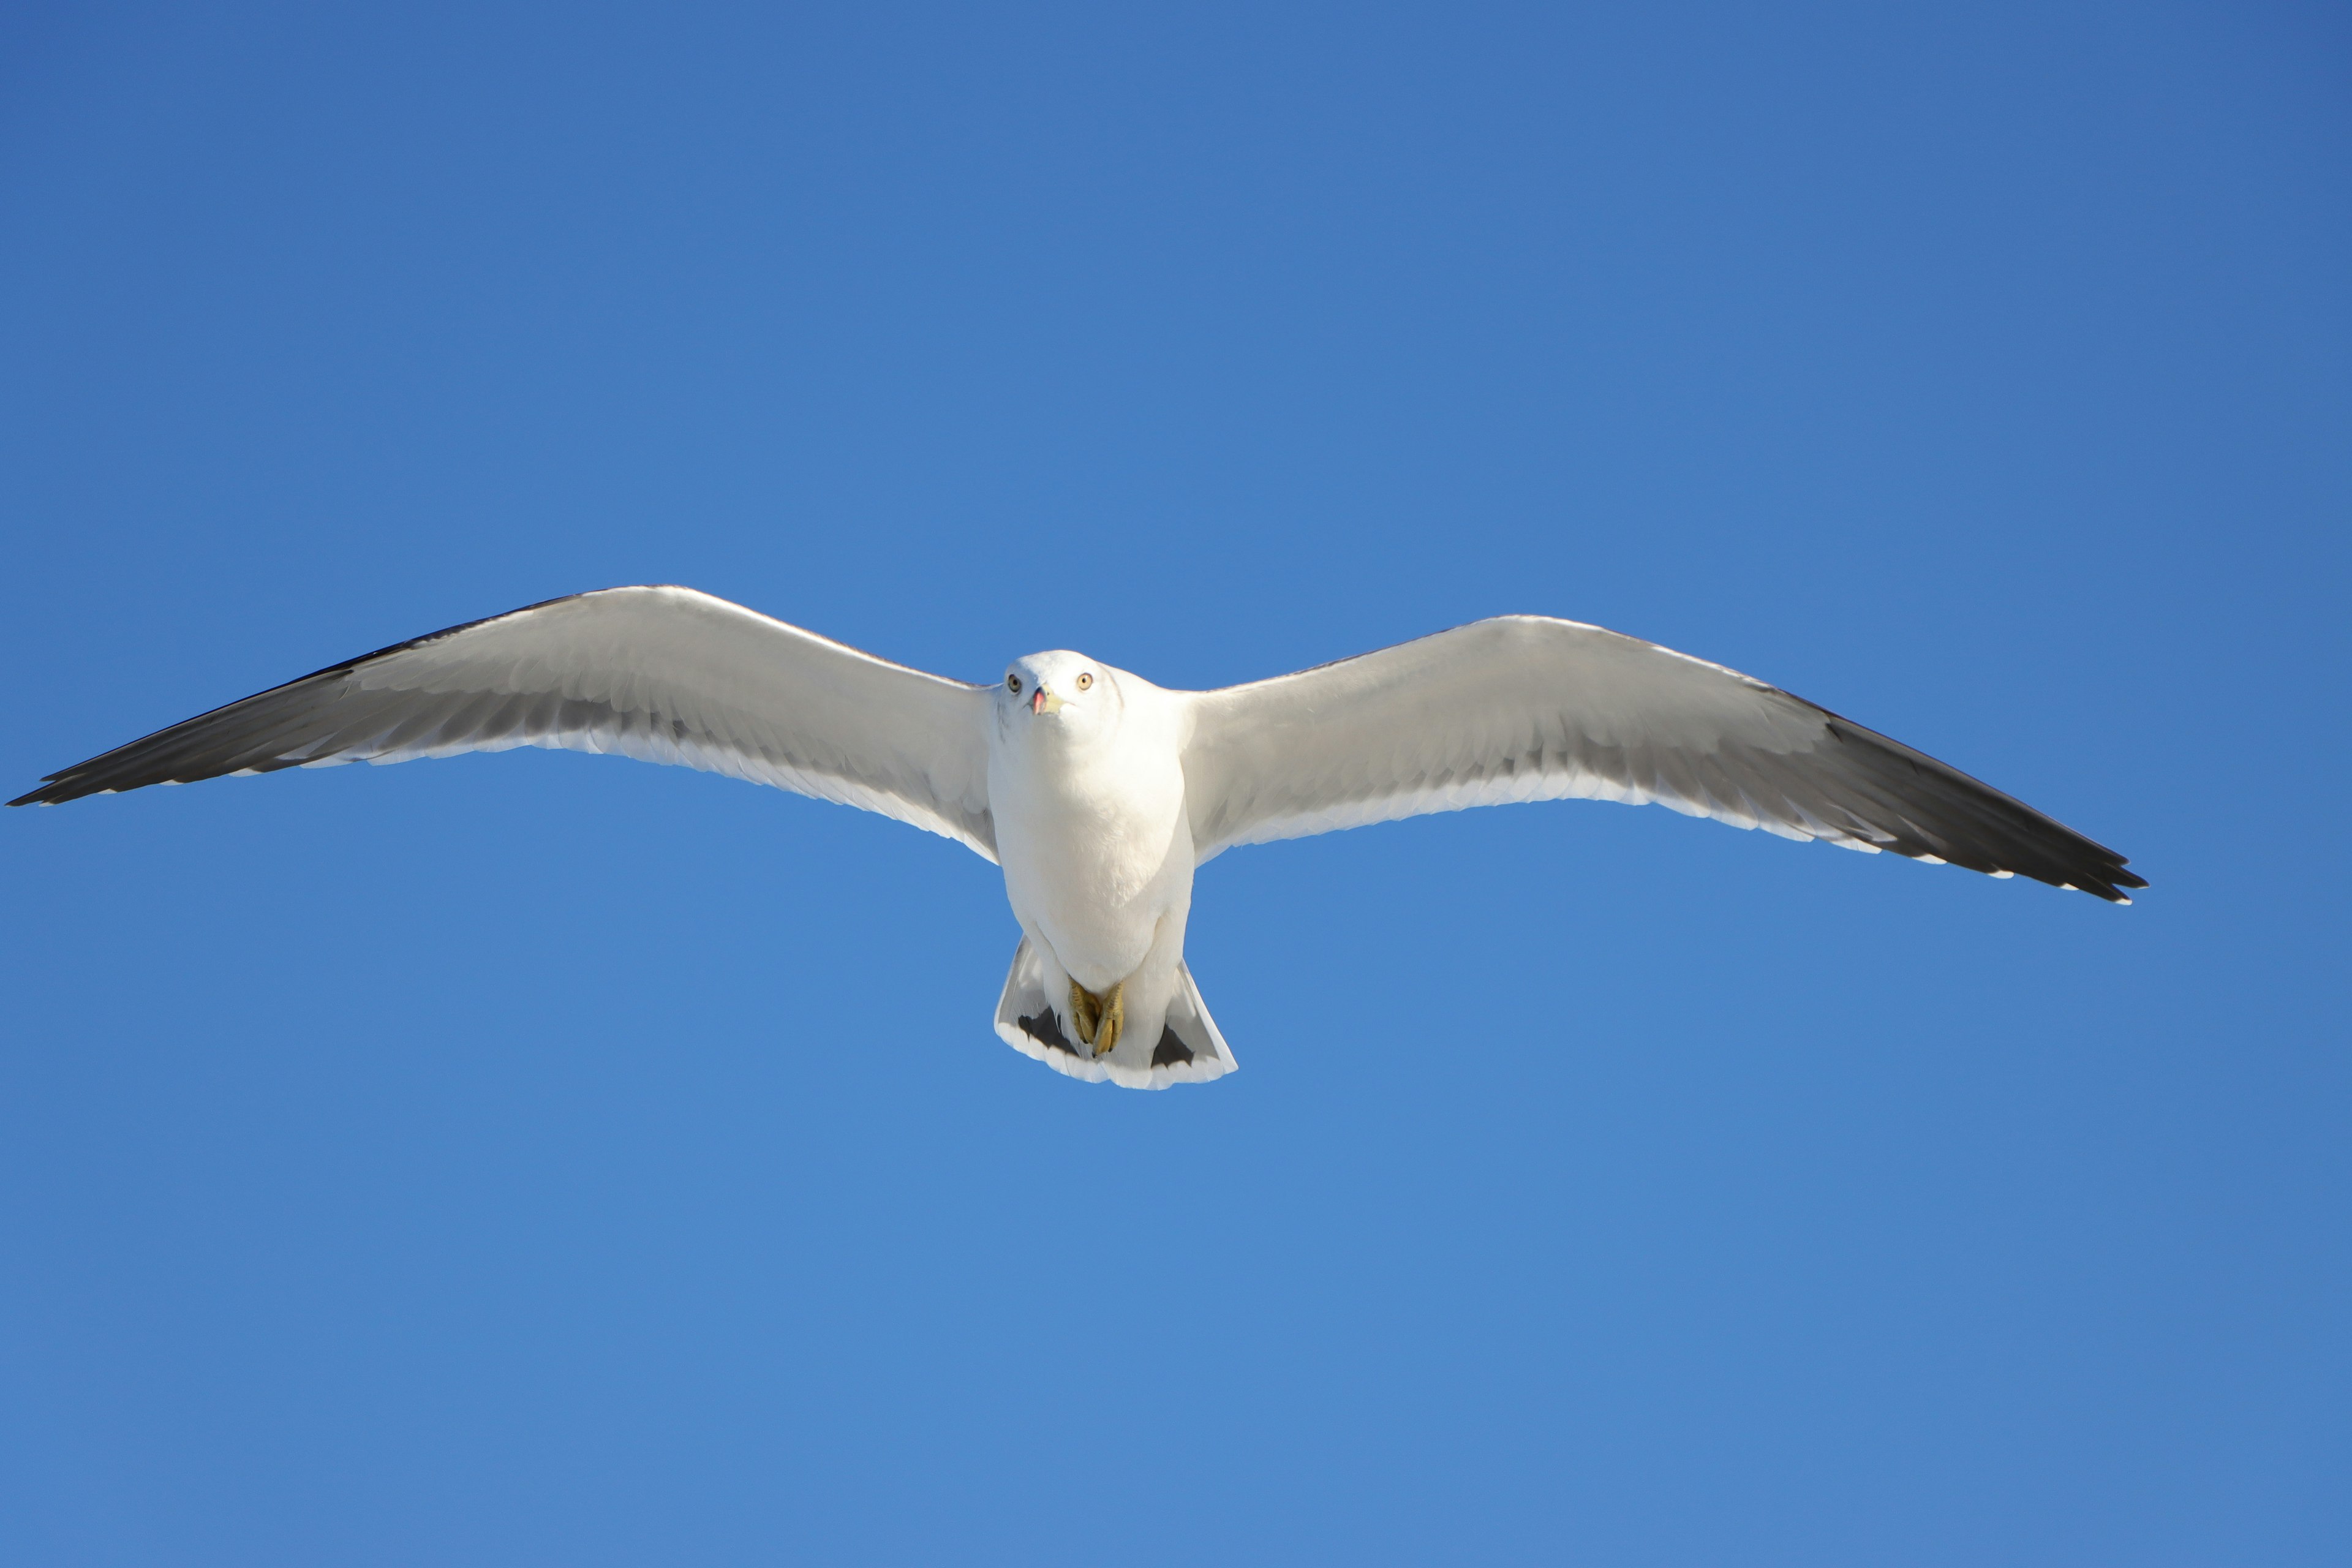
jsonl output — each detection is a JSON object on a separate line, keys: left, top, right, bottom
{"left": 994, "top": 785, "right": 1192, "bottom": 991}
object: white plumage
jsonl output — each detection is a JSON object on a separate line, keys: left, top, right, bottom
{"left": 12, "top": 586, "right": 2143, "bottom": 1088}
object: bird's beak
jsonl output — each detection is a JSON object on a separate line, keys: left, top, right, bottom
{"left": 1030, "top": 685, "right": 1065, "bottom": 716}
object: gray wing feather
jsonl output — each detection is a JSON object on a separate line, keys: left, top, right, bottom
{"left": 12, "top": 586, "right": 998, "bottom": 859}
{"left": 1180, "top": 616, "right": 2141, "bottom": 902}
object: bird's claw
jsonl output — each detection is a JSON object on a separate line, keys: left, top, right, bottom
{"left": 1069, "top": 979, "right": 1125, "bottom": 1058}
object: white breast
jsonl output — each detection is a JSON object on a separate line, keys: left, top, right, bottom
{"left": 986, "top": 671, "right": 1194, "bottom": 992}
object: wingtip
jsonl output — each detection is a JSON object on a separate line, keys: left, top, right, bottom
{"left": 10, "top": 764, "right": 106, "bottom": 806}
{"left": 9, "top": 769, "right": 80, "bottom": 806}
{"left": 2091, "top": 873, "right": 2144, "bottom": 905}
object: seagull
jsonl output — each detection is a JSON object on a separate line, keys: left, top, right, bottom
{"left": 12, "top": 586, "right": 2142, "bottom": 1087}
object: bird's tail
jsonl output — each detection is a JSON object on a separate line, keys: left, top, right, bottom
{"left": 992, "top": 936, "right": 1237, "bottom": 1089}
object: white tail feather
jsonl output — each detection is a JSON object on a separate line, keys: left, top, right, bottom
{"left": 992, "top": 937, "right": 1238, "bottom": 1089}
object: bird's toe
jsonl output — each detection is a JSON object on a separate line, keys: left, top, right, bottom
{"left": 1093, "top": 982, "right": 1125, "bottom": 1058}
{"left": 1069, "top": 979, "right": 1101, "bottom": 1047}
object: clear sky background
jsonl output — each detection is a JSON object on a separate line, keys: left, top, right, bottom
{"left": 2, "top": 4, "right": 2345, "bottom": 1563}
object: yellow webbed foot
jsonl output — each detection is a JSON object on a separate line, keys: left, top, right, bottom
{"left": 1066, "top": 979, "right": 1126, "bottom": 1057}
{"left": 1093, "top": 981, "right": 1125, "bottom": 1058}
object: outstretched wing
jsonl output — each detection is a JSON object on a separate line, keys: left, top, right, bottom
{"left": 1180, "top": 616, "right": 2141, "bottom": 902}
{"left": 12, "top": 586, "right": 998, "bottom": 859}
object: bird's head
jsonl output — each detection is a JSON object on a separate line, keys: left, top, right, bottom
{"left": 998, "top": 650, "right": 1118, "bottom": 744}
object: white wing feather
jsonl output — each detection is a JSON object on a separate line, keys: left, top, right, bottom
{"left": 1179, "top": 616, "right": 2139, "bottom": 902}
{"left": 13, "top": 586, "right": 998, "bottom": 858}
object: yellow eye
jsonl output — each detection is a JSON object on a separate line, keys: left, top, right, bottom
{"left": 1006, "top": 674, "right": 1022, "bottom": 694}
{"left": 1076, "top": 672, "right": 1093, "bottom": 691}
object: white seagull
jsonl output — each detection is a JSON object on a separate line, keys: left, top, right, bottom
{"left": 14, "top": 587, "right": 2141, "bottom": 1088}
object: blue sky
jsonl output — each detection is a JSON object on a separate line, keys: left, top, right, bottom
{"left": 2, "top": 3, "right": 2345, "bottom": 1562}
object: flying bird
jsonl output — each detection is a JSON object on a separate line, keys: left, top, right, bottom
{"left": 13, "top": 587, "right": 2142, "bottom": 1087}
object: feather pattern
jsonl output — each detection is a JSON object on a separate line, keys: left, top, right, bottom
{"left": 1180, "top": 616, "right": 2142, "bottom": 902}
{"left": 10, "top": 586, "right": 998, "bottom": 859}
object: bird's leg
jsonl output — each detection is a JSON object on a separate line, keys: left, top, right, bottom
{"left": 1069, "top": 980, "right": 1101, "bottom": 1047}
{"left": 1093, "top": 981, "right": 1125, "bottom": 1058}
{"left": 1065, "top": 979, "right": 1126, "bottom": 1057}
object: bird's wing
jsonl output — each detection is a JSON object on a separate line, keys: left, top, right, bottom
{"left": 1179, "top": 616, "right": 2141, "bottom": 902}
{"left": 12, "top": 586, "right": 998, "bottom": 859}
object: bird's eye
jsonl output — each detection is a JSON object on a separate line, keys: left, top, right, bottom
{"left": 1006, "top": 674, "right": 1022, "bottom": 695}
{"left": 1076, "top": 672, "right": 1093, "bottom": 691}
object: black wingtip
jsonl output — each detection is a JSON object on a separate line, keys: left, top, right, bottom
{"left": 2057, "top": 857, "right": 2146, "bottom": 905}
{"left": 12, "top": 763, "right": 117, "bottom": 806}
{"left": 1812, "top": 712, "right": 2147, "bottom": 907}
{"left": 6, "top": 591, "right": 611, "bottom": 813}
